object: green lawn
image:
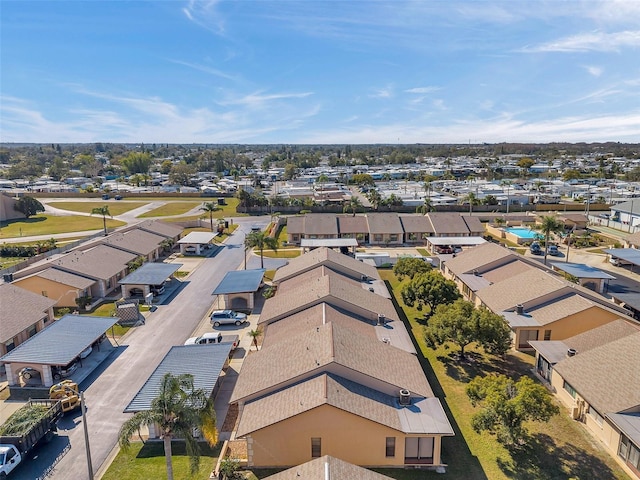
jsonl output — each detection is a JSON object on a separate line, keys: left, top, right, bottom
{"left": 47, "top": 201, "right": 149, "bottom": 215}
{"left": 379, "top": 270, "right": 630, "bottom": 480}
{"left": 0, "top": 256, "right": 28, "bottom": 269}
{"left": 261, "top": 249, "right": 301, "bottom": 259}
{"left": 0, "top": 215, "right": 125, "bottom": 238}
{"left": 102, "top": 441, "right": 221, "bottom": 480}
{"left": 138, "top": 198, "right": 241, "bottom": 218}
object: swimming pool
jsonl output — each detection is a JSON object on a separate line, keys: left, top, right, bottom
{"left": 505, "top": 227, "right": 538, "bottom": 239}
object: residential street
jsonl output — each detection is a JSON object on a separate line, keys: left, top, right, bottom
{"left": 11, "top": 221, "right": 269, "bottom": 480}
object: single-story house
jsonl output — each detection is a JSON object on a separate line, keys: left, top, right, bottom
{"left": 11, "top": 268, "right": 95, "bottom": 308}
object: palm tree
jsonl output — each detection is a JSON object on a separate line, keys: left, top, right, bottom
{"left": 366, "top": 190, "right": 382, "bottom": 211}
{"left": 535, "top": 215, "right": 564, "bottom": 265}
{"left": 199, "top": 202, "right": 219, "bottom": 232}
{"left": 90, "top": 205, "right": 111, "bottom": 236}
{"left": 118, "top": 373, "right": 217, "bottom": 480}
{"left": 245, "top": 231, "right": 279, "bottom": 268}
{"left": 463, "top": 192, "right": 479, "bottom": 215}
{"left": 343, "top": 196, "right": 363, "bottom": 216}
{"left": 248, "top": 328, "right": 262, "bottom": 350}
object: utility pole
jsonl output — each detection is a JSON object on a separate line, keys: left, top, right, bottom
{"left": 81, "top": 391, "right": 94, "bottom": 480}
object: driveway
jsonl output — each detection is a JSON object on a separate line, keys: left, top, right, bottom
{"left": 11, "top": 224, "right": 263, "bottom": 480}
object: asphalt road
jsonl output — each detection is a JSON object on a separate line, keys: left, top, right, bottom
{"left": 12, "top": 220, "right": 270, "bottom": 480}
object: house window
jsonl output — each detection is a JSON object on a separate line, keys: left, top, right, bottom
{"left": 27, "top": 325, "right": 37, "bottom": 338}
{"left": 408, "top": 233, "right": 417, "bottom": 241}
{"left": 544, "top": 330, "right": 551, "bottom": 341}
{"left": 386, "top": 437, "right": 396, "bottom": 457}
{"left": 311, "top": 438, "right": 321, "bottom": 458}
{"left": 587, "top": 406, "right": 604, "bottom": 426}
{"left": 619, "top": 435, "right": 640, "bottom": 471}
{"left": 390, "top": 234, "right": 398, "bottom": 242}
{"left": 292, "top": 235, "right": 299, "bottom": 242}
{"left": 374, "top": 234, "right": 383, "bottom": 242}
{"left": 536, "top": 355, "right": 552, "bottom": 382}
{"left": 563, "top": 380, "right": 577, "bottom": 399}
{"left": 5, "top": 340, "right": 15, "bottom": 352}
{"left": 518, "top": 329, "right": 538, "bottom": 349}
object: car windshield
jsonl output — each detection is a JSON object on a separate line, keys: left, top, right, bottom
{"left": 0, "top": 452, "right": 6, "bottom": 466}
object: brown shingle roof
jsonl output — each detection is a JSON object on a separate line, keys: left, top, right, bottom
{"left": 399, "top": 215, "right": 434, "bottom": 233}
{"left": 303, "top": 214, "right": 339, "bottom": 235}
{"left": 337, "top": 214, "right": 369, "bottom": 234}
{"left": 277, "top": 266, "right": 360, "bottom": 293}
{"left": 260, "top": 273, "right": 398, "bottom": 325}
{"left": 426, "top": 212, "right": 470, "bottom": 235}
{"left": 462, "top": 215, "right": 484, "bottom": 234}
{"left": 566, "top": 319, "right": 640, "bottom": 353}
{"left": 0, "top": 284, "right": 56, "bottom": 343}
{"left": 103, "top": 229, "right": 166, "bottom": 256}
{"left": 445, "top": 242, "right": 515, "bottom": 276}
{"left": 481, "top": 260, "right": 533, "bottom": 284}
{"left": 477, "top": 268, "right": 564, "bottom": 312}
{"left": 285, "top": 215, "right": 305, "bottom": 235}
{"left": 262, "top": 303, "right": 378, "bottom": 349}
{"left": 554, "top": 331, "right": 640, "bottom": 414}
{"left": 366, "top": 213, "right": 404, "bottom": 234}
{"left": 51, "top": 245, "right": 137, "bottom": 280}
{"left": 31, "top": 268, "right": 95, "bottom": 289}
{"left": 272, "top": 247, "right": 378, "bottom": 284}
{"left": 524, "top": 293, "right": 594, "bottom": 326}
{"left": 263, "top": 455, "right": 396, "bottom": 480}
{"left": 230, "top": 322, "right": 432, "bottom": 404}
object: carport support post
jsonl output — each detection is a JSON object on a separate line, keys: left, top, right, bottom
{"left": 81, "top": 391, "right": 94, "bottom": 479}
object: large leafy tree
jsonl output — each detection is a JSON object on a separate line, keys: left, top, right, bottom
{"left": 401, "top": 270, "right": 459, "bottom": 315}
{"left": 393, "top": 257, "right": 431, "bottom": 280}
{"left": 118, "top": 373, "right": 217, "bottom": 480}
{"left": 466, "top": 374, "right": 559, "bottom": 447}
{"left": 120, "top": 152, "right": 152, "bottom": 174}
{"left": 199, "top": 202, "right": 219, "bottom": 232}
{"left": 245, "top": 230, "right": 279, "bottom": 268}
{"left": 425, "top": 300, "right": 512, "bottom": 358}
{"left": 535, "top": 215, "right": 564, "bottom": 265}
{"left": 14, "top": 195, "right": 45, "bottom": 218}
{"left": 90, "top": 205, "right": 111, "bottom": 236}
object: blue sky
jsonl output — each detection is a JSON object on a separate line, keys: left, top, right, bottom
{"left": 1, "top": 0, "right": 639, "bottom": 144}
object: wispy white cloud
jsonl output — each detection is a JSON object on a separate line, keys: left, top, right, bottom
{"left": 522, "top": 30, "right": 640, "bottom": 53}
{"left": 220, "top": 91, "right": 314, "bottom": 107}
{"left": 168, "top": 59, "right": 240, "bottom": 82}
{"left": 584, "top": 65, "right": 603, "bottom": 77}
{"left": 369, "top": 86, "right": 394, "bottom": 99}
{"left": 405, "top": 86, "right": 441, "bottom": 94}
{"left": 182, "top": 0, "right": 225, "bottom": 36}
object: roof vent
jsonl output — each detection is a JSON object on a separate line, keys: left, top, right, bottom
{"left": 473, "top": 269, "right": 479, "bottom": 276}
{"left": 399, "top": 389, "right": 411, "bottom": 406}
{"left": 369, "top": 287, "right": 375, "bottom": 292}
{"left": 377, "top": 313, "right": 386, "bottom": 325}
{"left": 516, "top": 304, "right": 524, "bottom": 315}
{"left": 361, "top": 275, "right": 368, "bottom": 282}
{"left": 567, "top": 348, "right": 577, "bottom": 357}
{"left": 382, "top": 337, "right": 391, "bottom": 344}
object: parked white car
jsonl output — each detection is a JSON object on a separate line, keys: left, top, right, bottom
{"left": 184, "top": 332, "right": 222, "bottom": 345}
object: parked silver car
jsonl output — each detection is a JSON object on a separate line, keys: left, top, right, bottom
{"left": 210, "top": 310, "right": 247, "bottom": 327}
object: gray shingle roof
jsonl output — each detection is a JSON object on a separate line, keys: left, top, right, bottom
{"left": 285, "top": 215, "right": 305, "bottom": 235}
{"left": 426, "top": 212, "right": 470, "bottom": 235}
{"left": 399, "top": 214, "right": 434, "bottom": 233}
{"left": 462, "top": 215, "right": 484, "bottom": 234}
{"left": 263, "top": 455, "right": 396, "bottom": 480}
{"left": 230, "top": 322, "right": 432, "bottom": 404}
{"left": 51, "top": 244, "right": 137, "bottom": 280}
{"left": 124, "top": 344, "right": 232, "bottom": 412}
{"left": 337, "top": 214, "right": 369, "bottom": 234}
{"left": 553, "top": 331, "right": 640, "bottom": 414}
{"left": 135, "top": 219, "right": 183, "bottom": 239}
{"left": 103, "top": 229, "right": 166, "bottom": 256}
{"left": 303, "top": 214, "right": 339, "bottom": 235}
{"left": 0, "top": 314, "right": 118, "bottom": 365}
{"left": 273, "top": 247, "right": 378, "bottom": 284}
{"left": 0, "top": 284, "right": 56, "bottom": 343}
{"left": 444, "top": 242, "right": 515, "bottom": 276}
{"left": 236, "top": 374, "right": 451, "bottom": 438}
{"left": 31, "top": 268, "right": 95, "bottom": 289}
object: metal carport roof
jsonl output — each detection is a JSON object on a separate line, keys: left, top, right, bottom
{"left": 550, "top": 262, "right": 615, "bottom": 279}
{"left": 119, "top": 262, "right": 183, "bottom": 285}
{"left": 212, "top": 269, "right": 265, "bottom": 295}
{"left": 124, "top": 344, "right": 232, "bottom": 412}
{"left": 604, "top": 248, "right": 640, "bottom": 266}
{"left": 177, "top": 231, "right": 218, "bottom": 244}
{"left": 0, "top": 314, "right": 119, "bottom": 366}
{"left": 426, "top": 236, "right": 487, "bottom": 246}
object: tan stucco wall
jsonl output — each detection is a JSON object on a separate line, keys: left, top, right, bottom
{"left": 244, "top": 404, "right": 443, "bottom": 468}
{"left": 0, "top": 193, "right": 25, "bottom": 222}
{"left": 514, "top": 306, "right": 620, "bottom": 350}
{"left": 12, "top": 276, "right": 85, "bottom": 307}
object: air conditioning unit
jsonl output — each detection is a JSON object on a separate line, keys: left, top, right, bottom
{"left": 571, "top": 406, "right": 581, "bottom": 420}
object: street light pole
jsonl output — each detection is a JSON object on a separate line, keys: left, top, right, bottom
{"left": 81, "top": 391, "right": 94, "bottom": 480}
